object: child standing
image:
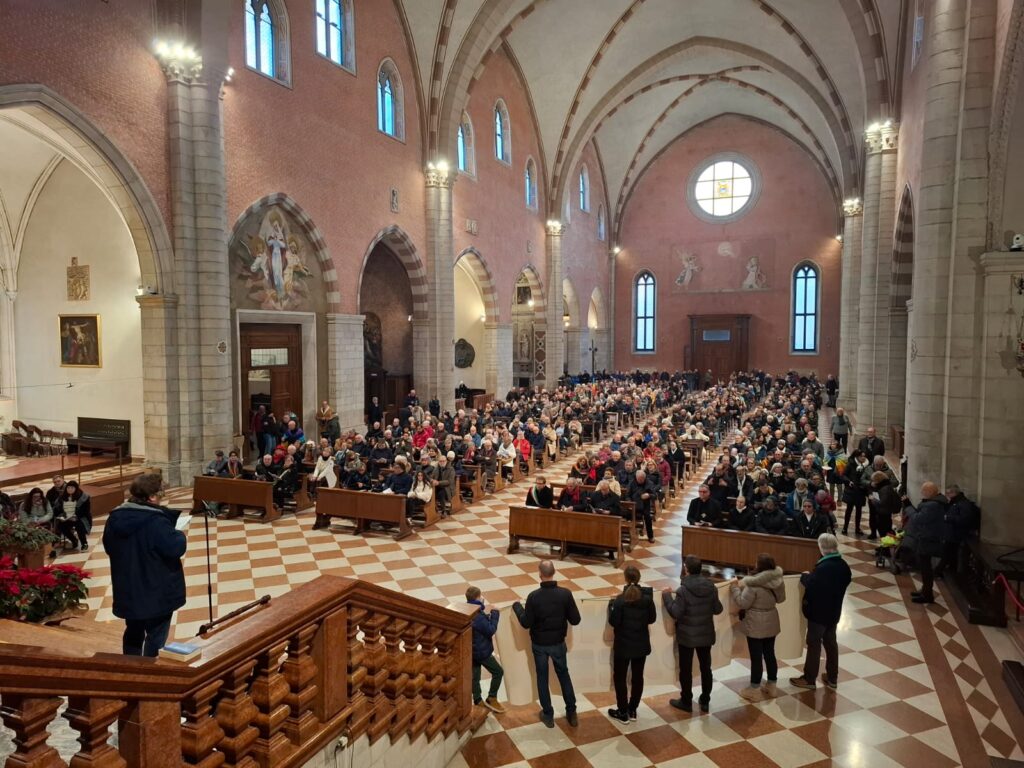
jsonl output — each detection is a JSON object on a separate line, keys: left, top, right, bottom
{"left": 467, "top": 586, "right": 506, "bottom": 713}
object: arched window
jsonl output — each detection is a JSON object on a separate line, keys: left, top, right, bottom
{"left": 457, "top": 113, "right": 475, "bottom": 175}
{"left": 494, "top": 101, "right": 510, "bottom": 163}
{"left": 315, "top": 0, "right": 353, "bottom": 69}
{"left": 792, "top": 262, "right": 820, "bottom": 353}
{"left": 245, "top": 0, "right": 289, "bottom": 83}
{"left": 634, "top": 271, "right": 656, "bottom": 352}
{"left": 377, "top": 60, "right": 404, "bottom": 140}
{"left": 597, "top": 204, "right": 606, "bottom": 241}
{"left": 579, "top": 166, "right": 590, "bottom": 211}
{"left": 524, "top": 158, "right": 537, "bottom": 208}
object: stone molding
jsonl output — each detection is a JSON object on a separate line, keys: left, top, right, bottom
{"left": 843, "top": 199, "right": 863, "bottom": 217}
{"left": 545, "top": 221, "right": 565, "bottom": 237}
{"left": 979, "top": 251, "right": 1024, "bottom": 276}
{"left": 424, "top": 165, "right": 455, "bottom": 188}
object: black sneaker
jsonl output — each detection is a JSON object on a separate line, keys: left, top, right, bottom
{"left": 627, "top": 707, "right": 637, "bottom": 721}
{"left": 538, "top": 711, "right": 554, "bottom": 728}
{"left": 698, "top": 699, "right": 710, "bottom": 713}
{"left": 669, "top": 698, "right": 692, "bottom": 712}
{"left": 607, "top": 708, "right": 628, "bottom": 723}
{"left": 566, "top": 711, "right": 578, "bottom": 727}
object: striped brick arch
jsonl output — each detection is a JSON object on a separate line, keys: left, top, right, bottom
{"left": 455, "top": 247, "right": 500, "bottom": 323}
{"left": 358, "top": 225, "right": 429, "bottom": 321}
{"left": 515, "top": 265, "right": 547, "bottom": 321}
{"left": 231, "top": 193, "right": 341, "bottom": 312}
{"left": 890, "top": 186, "right": 914, "bottom": 310}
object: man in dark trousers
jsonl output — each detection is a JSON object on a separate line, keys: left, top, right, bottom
{"left": 663, "top": 555, "right": 723, "bottom": 712}
{"left": 857, "top": 427, "right": 885, "bottom": 462}
{"left": 791, "top": 533, "right": 851, "bottom": 690}
{"left": 627, "top": 469, "right": 657, "bottom": 543}
{"left": 102, "top": 473, "right": 186, "bottom": 657}
{"left": 512, "top": 560, "right": 581, "bottom": 728}
{"left": 901, "top": 482, "right": 950, "bottom": 604}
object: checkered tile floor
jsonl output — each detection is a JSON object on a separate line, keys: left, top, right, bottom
{"left": 40, "top": 445, "right": 1024, "bottom": 768}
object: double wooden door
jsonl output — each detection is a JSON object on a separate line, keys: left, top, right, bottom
{"left": 688, "top": 315, "right": 750, "bottom": 382}
{"left": 240, "top": 323, "right": 303, "bottom": 423}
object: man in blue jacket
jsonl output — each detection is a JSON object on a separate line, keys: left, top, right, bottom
{"left": 466, "top": 585, "right": 506, "bottom": 713}
{"left": 791, "top": 533, "right": 851, "bottom": 690}
{"left": 102, "top": 473, "right": 187, "bottom": 657}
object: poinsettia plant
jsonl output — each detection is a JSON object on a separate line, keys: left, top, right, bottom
{"left": 0, "top": 518, "right": 59, "bottom": 551}
{"left": 0, "top": 556, "right": 91, "bottom": 622}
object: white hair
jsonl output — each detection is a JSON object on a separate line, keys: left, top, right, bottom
{"left": 817, "top": 533, "right": 839, "bottom": 555}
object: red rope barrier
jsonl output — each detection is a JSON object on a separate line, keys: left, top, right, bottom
{"left": 995, "top": 573, "right": 1024, "bottom": 613}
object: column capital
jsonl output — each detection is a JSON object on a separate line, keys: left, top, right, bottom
{"left": 326, "top": 312, "right": 366, "bottom": 328}
{"left": 842, "top": 198, "right": 863, "bottom": 217}
{"left": 865, "top": 120, "right": 898, "bottom": 154}
{"left": 424, "top": 164, "right": 455, "bottom": 189}
{"left": 135, "top": 293, "right": 179, "bottom": 310}
{"left": 154, "top": 43, "right": 203, "bottom": 83}
{"left": 545, "top": 220, "right": 565, "bottom": 237}
{"left": 980, "top": 251, "right": 1024, "bottom": 276}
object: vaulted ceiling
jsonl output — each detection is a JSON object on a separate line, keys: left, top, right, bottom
{"left": 398, "top": 0, "right": 900, "bottom": 229}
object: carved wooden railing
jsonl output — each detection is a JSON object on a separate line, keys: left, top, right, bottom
{"left": 0, "top": 575, "right": 483, "bottom": 768}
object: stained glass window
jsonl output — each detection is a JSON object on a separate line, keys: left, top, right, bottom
{"left": 792, "top": 263, "right": 819, "bottom": 353}
{"left": 635, "top": 272, "right": 656, "bottom": 352}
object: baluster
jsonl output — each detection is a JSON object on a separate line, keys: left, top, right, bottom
{"left": 359, "top": 612, "right": 392, "bottom": 743}
{"left": 63, "top": 697, "right": 126, "bottom": 768}
{"left": 215, "top": 660, "right": 259, "bottom": 768}
{"left": 0, "top": 694, "right": 65, "bottom": 768}
{"left": 381, "top": 617, "right": 411, "bottom": 740}
{"left": 180, "top": 680, "right": 226, "bottom": 768}
{"left": 249, "top": 643, "right": 292, "bottom": 767}
{"left": 281, "top": 625, "right": 320, "bottom": 745}
{"left": 418, "top": 627, "right": 446, "bottom": 739}
{"left": 345, "top": 607, "right": 371, "bottom": 741}
{"left": 396, "top": 622, "right": 427, "bottom": 741}
{"left": 433, "top": 630, "right": 459, "bottom": 738}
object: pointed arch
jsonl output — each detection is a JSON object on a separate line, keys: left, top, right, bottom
{"left": 513, "top": 264, "right": 546, "bottom": 322}
{"left": 890, "top": 185, "right": 914, "bottom": 309}
{"left": 588, "top": 286, "right": 608, "bottom": 329}
{"left": 357, "top": 225, "right": 428, "bottom": 320}
{"left": 231, "top": 193, "right": 340, "bottom": 312}
{"left": 455, "top": 247, "right": 500, "bottom": 322}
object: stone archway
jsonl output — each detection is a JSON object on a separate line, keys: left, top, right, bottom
{"left": 0, "top": 85, "right": 179, "bottom": 477}
{"left": 888, "top": 186, "right": 914, "bottom": 432}
{"left": 588, "top": 286, "right": 611, "bottom": 372}
{"left": 562, "top": 277, "right": 582, "bottom": 375}
{"left": 455, "top": 248, "right": 504, "bottom": 396}
{"left": 511, "top": 266, "right": 547, "bottom": 389}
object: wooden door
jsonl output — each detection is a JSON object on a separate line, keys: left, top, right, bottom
{"left": 689, "top": 315, "right": 750, "bottom": 382}
{"left": 240, "top": 323, "right": 303, "bottom": 425}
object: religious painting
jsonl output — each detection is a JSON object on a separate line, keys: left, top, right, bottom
{"left": 233, "top": 207, "right": 315, "bottom": 311}
{"left": 66, "top": 257, "right": 90, "bottom": 301}
{"left": 669, "top": 237, "right": 774, "bottom": 294}
{"left": 363, "top": 312, "right": 383, "bottom": 369}
{"left": 58, "top": 314, "right": 101, "bottom": 368}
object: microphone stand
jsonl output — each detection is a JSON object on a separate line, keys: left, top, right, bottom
{"left": 202, "top": 507, "right": 215, "bottom": 628}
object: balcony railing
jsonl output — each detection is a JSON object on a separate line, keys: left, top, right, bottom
{"left": 0, "top": 575, "right": 482, "bottom": 767}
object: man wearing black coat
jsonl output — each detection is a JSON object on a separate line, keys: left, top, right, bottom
{"left": 791, "top": 534, "right": 851, "bottom": 690}
{"left": 857, "top": 427, "right": 885, "bottom": 462}
{"left": 902, "top": 482, "right": 949, "bottom": 604}
{"left": 525, "top": 476, "right": 554, "bottom": 508}
{"left": 936, "top": 484, "right": 979, "bottom": 577}
{"left": 627, "top": 470, "right": 657, "bottom": 543}
{"left": 102, "top": 474, "right": 186, "bottom": 657}
{"left": 512, "top": 561, "right": 581, "bottom": 728}
{"left": 687, "top": 484, "right": 722, "bottom": 527}
{"left": 588, "top": 481, "right": 622, "bottom": 516}
{"left": 663, "top": 555, "right": 723, "bottom": 712}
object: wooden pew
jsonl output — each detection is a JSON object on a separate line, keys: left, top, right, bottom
{"left": 192, "top": 476, "right": 279, "bottom": 523}
{"left": 458, "top": 465, "right": 484, "bottom": 504}
{"left": 508, "top": 505, "right": 623, "bottom": 567}
{"left": 315, "top": 487, "right": 438, "bottom": 539}
{"left": 681, "top": 524, "right": 821, "bottom": 574}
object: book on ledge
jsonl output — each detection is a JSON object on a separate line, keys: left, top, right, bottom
{"left": 159, "top": 641, "right": 203, "bottom": 663}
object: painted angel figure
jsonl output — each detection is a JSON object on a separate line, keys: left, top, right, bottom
{"left": 675, "top": 250, "right": 702, "bottom": 287}
{"left": 265, "top": 214, "right": 289, "bottom": 298}
{"left": 742, "top": 255, "right": 766, "bottom": 290}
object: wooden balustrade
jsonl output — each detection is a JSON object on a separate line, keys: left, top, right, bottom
{"left": 0, "top": 576, "right": 480, "bottom": 768}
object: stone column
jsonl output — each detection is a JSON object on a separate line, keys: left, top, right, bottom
{"left": 564, "top": 328, "right": 583, "bottom": 375}
{"left": 855, "top": 122, "right": 898, "bottom": 430}
{"left": 486, "top": 322, "right": 513, "bottom": 397}
{"left": 137, "top": 294, "right": 183, "bottom": 485}
{"left": 326, "top": 314, "right": 365, "bottom": 433}
{"left": 0, "top": 289, "right": 17, "bottom": 399}
{"left": 593, "top": 328, "right": 612, "bottom": 372}
{"left": 544, "top": 222, "right": 565, "bottom": 387}
{"left": 976, "top": 253, "right": 1024, "bottom": 547}
{"left": 837, "top": 199, "right": 863, "bottom": 410}
{"left": 424, "top": 164, "right": 456, "bottom": 410}
{"left": 576, "top": 327, "right": 591, "bottom": 375}
{"left": 906, "top": 0, "right": 993, "bottom": 497}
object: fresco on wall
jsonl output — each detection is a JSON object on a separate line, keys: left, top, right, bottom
{"left": 363, "top": 311, "right": 384, "bottom": 369}
{"left": 233, "top": 208, "right": 315, "bottom": 311}
{"left": 669, "top": 238, "right": 774, "bottom": 294}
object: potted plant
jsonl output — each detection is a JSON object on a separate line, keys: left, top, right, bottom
{"left": 0, "top": 518, "right": 60, "bottom": 568}
{"left": 0, "top": 556, "right": 91, "bottom": 623}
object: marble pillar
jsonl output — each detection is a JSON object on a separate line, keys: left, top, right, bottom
{"left": 855, "top": 122, "right": 898, "bottom": 431}
{"left": 327, "top": 314, "right": 366, "bottom": 433}
{"left": 544, "top": 222, "right": 565, "bottom": 387}
{"left": 424, "top": 165, "right": 456, "bottom": 410}
{"left": 837, "top": 200, "right": 863, "bottom": 411}
{"left": 137, "top": 294, "right": 183, "bottom": 485}
{"left": 486, "top": 322, "right": 513, "bottom": 398}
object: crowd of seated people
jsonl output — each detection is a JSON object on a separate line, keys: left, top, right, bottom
{"left": 0, "top": 474, "right": 94, "bottom": 554}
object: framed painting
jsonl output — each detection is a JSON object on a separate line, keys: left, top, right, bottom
{"left": 58, "top": 314, "right": 102, "bottom": 368}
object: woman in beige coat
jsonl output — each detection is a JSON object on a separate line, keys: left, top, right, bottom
{"left": 730, "top": 553, "right": 786, "bottom": 702}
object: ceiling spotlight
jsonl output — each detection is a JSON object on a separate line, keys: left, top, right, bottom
{"left": 613, "top": 246, "right": 622, "bottom": 255}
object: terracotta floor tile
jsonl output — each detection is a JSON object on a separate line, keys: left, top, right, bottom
{"left": 858, "top": 624, "right": 915, "bottom": 646}
{"left": 857, "top": 606, "right": 906, "bottom": 624}
{"left": 526, "top": 747, "right": 590, "bottom": 768}
{"left": 643, "top": 692, "right": 697, "bottom": 722}
{"left": 555, "top": 709, "right": 621, "bottom": 746}
{"left": 793, "top": 690, "right": 862, "bottom": 719}
{"left": 712, "top": 704, "right": 785, "bottom": 739}
{"left": 461, "top": 731, "right": 526, "bottom": 768}
{"left": 981, "top": 722, "right": 1019, "bottom": 758}
{"left": 868, "top": 701, "right": 944, "bottom": 734}
{"left": 790, "top": 720, "right": 858, "bottom": 757}
{"left": 626, "top": 723, "right": 698, "bottom": 762}
{"left": 861, "top": 672, "right": 931, "bottom": 700}
{"left": 703, "top": 740, "right": 781, "bottom": 768}
{"left": 874, "top": 735, "right": 958, "bottom": 768}
{"left": 861, "top": 646, "right": 923, "bottom": 670}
